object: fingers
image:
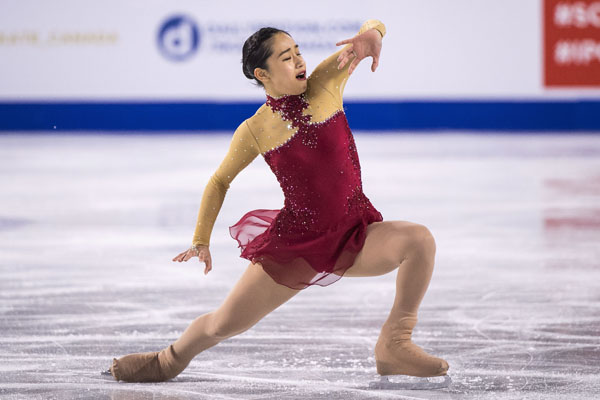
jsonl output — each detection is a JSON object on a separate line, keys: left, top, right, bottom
{"left": 336, "top": 45, "right": 350, "bottom": 64}
{"left": 371, "top": 56, "right": 379, "bottom": 72}
{"left": 172, "top": 248, "right": 196, "bottom": 262}
{"left": 183, "top": 250, "right": 195, "bottom": 262}
{"left": 335, "top": 38, "right": 352, "bottom": 46}
{"left": 337, "top": 46, "right": 357, "bottom": 70}
{"left": 201, "top": 253, "right": 212, "bottom": 275}
{"left": 172, "top": 247, "right": 213, "bottom": 275}
{"left": 348, "top": 57, "right": 361, "bottom": 75}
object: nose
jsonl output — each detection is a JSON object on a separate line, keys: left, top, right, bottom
{"left": 293, "top": 53, "right": 303, "bottom": 66}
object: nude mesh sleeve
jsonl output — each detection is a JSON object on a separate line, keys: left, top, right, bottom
{"left": 310, "top": 19, "right": 386, "bottom": 108}
{"left": 191, "top": 120, "right": 260, "bottom": 247}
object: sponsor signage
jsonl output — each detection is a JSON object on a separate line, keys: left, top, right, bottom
{"left": 544, "top": 0, "right": 600, "bottom": 87}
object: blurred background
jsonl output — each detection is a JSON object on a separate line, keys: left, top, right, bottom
{"left": 1, "top": 0, "right": 598, "bottom": 131}
{"left": 1, "top": 1, "right": 599, "bottom": 399}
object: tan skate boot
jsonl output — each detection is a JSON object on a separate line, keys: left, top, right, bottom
{"left": 109, "top": 344, "right": 189, "bottom": 382}
{"left": 374, "top": 313, "right": 449, "bottom": 377}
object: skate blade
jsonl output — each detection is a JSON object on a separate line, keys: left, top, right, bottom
{"left": 368, "top": 374, "right": 451, "bottom": 390}
{"left": 100, "top": 369, "right": 113, "bottom": 377}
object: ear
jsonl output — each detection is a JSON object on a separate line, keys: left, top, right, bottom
{"left": 254, "top": 67, "right": 269, "bottom": 84}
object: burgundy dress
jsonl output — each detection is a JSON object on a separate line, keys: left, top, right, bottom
{"left": 228, "top": 93, "right": 383, "bottom": 290}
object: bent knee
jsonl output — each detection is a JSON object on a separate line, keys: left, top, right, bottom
{"left": 391, "top": 222, "right": 436, "bottom": 257}
{"left": 412, "top": 224, "right": 436, "bottom": 256}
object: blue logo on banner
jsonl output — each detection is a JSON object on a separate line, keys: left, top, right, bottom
{"left": 157, "top": 15, "right": 200, "bottom": 61}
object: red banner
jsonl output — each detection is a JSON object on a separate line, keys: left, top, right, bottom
{"left": 544, "top": 0, "right": 600, "bottom": 87}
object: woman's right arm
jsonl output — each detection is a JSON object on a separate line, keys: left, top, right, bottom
{"left": 173, "top": 119, "right": 261, "bottom": 272}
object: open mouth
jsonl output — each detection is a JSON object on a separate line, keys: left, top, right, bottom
{"left": 296, "top": 71, "right": 306, "bottom": 81}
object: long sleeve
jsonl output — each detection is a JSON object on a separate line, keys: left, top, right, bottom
{"left": 310, "top": 19, "right": 386, "bottom": 108}
{"left": 191, "top": 120, "right": 260, "bottom": 247}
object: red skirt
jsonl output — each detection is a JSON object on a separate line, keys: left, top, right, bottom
{"left": 229, "top": 208, "right": 382, "bottom": 290}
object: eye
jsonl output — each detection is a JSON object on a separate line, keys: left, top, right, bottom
{"left": 283, "top": 53, "right": 302, "bottom": 61}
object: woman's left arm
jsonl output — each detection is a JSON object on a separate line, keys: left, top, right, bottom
{"left": 309, "top": 19, "right": 386, "bottom": 108}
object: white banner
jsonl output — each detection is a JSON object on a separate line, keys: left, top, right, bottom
{"left": 0, "top": 0, "right": 599, "bottom": 101}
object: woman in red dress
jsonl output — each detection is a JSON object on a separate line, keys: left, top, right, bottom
{"left": 107, "top": 19, "right": 449, "bottom": 384}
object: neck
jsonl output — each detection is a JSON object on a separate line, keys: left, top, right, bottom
{"left": 265, "top": 91, "right": 306, "bottom": 106}
{"left": 265, "top": 86, "right": 307, "bottom": 99}
{"left": 266, "top": 91, "right": 294, "bottom": 100}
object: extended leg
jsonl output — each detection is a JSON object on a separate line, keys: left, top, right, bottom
{"left": 345, "top": 220, "right": 449, "bottom": 378}
{"left": 109, "top": 261, "right": 300, "bottom": 382}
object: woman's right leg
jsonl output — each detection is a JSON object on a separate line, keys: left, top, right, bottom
{"left": 110, "top": 261, "right": 300, "bottom": 382}
{"left": 172, "top": 260, "right": 300, "bottom": 359}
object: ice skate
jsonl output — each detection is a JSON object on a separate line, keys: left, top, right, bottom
{"left": 370, "top": 313, "right": 451, "bottom": 390}
{"left": 108, "top": 344, "right": 188, "bottom": 383}
{"left": 369, "top": 374, "right": 452, "bottom": 390}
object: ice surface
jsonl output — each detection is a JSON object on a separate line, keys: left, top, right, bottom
{"left": 1, "top": 132, "right": 599, "bottom": 399}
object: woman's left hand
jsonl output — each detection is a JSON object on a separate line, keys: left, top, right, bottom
{"left": 335, "top": 29, "right": 383, "bottom": 75}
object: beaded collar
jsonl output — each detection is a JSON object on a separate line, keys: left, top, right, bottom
{"left": 265, "top": 92, "right": 311, "bottom": 127}
{"left": 263, "top": 91, "right": 347, "bottom": 155}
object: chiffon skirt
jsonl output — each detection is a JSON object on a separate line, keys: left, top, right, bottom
{"left": 229, "top": 208, "right": 383, "bottom": 290}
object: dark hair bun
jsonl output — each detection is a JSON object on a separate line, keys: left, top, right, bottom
{"left": 242, "top": 27, "right": 290, "bottom": 88}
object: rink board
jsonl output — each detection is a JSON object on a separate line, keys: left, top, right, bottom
{"left": 1, "top": 1, "right": 599, "bottom": 132}
{"left": 1, "top": 100, "right": 600, "bottom": 132}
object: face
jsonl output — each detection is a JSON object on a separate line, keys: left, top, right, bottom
{"left": 255, "top": 32, "right": 307, "bottom": 97}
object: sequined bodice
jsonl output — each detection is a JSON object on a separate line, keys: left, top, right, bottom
{"left": 190, "top": 18, "right": 387, "bottom": 246}
{"left": 262, "top": 93, "right": 378, "bottom": 235}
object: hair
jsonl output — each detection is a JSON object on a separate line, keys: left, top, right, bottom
{"left": 242, "top": 27, "right": 291, "bottom": 88}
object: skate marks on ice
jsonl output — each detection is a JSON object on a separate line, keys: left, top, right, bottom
{"left": 1, "top": 133, "right": 600, "bottom": 399}
{"left": 369, "top": 375, "right": 452, "bottom": 390}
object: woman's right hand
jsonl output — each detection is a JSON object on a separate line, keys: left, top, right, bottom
{"left": 172, "top": 244, "right": 212, "bottom": 275}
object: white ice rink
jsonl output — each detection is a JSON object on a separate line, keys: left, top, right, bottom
{"left": 1, "top": 132, "right": 599, "bottom": 399}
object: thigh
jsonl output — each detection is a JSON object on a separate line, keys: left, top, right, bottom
{"left": 344, "top": 220, "right": 424, "bottom": 277}
{"left": 211, "top": 261, "right": 301, "bottom": 335}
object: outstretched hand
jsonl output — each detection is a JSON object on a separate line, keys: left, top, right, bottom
{"left": 173, "top": 244, "right": 212, "bottom": 275}
{"left": 335, "top": 28, "right": 383, "bottom": 76}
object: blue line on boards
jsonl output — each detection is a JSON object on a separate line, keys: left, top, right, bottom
{"left": 0, "top": 100, "right": 599, "bottom": 132}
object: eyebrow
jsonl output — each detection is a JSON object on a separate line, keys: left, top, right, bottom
{"left": 278, "top": 44, "right": 299, "bottom": 58}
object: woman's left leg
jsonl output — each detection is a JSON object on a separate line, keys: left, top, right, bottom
{"left": 344, "top": 220, "right": 448, "bottom": 377}
{"left": 345, "top": 220, "right": 436, "bottom": 316}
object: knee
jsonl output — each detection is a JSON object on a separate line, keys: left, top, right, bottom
{"left": 393, "top": 223, "right": 436, "bottom": 259}
{"left": 412, "top": 224, "right": 436, "bottom": 257}
{"left": 205, "top": 311, "right": 248, "bottom": 340}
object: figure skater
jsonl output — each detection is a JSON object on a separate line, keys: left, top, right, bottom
{"left": 105, "top": 19, "right": 450, "bottom": 387}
